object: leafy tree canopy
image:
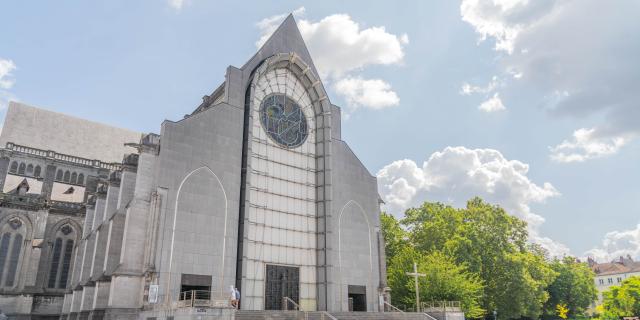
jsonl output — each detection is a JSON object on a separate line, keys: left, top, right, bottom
{"left": 600, "top": 276, "right": 640, "bottom": 319}
{"left": 544, "top": 256, "right": 598, "bottom": 317}
{"left": 382, "top": 197, "right": 596, "bottom": 319}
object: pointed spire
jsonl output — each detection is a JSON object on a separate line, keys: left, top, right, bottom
{"left": 243, "top": 12, "right": 320, "bottom": 79}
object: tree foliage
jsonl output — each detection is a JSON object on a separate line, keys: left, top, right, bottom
{"left": 382, "top": 197, "right": 597, "bottom": 319}
{"left": 544, "top": 256, "right": 598, "bottom": 317}
{"left": 380, "top": 212, "right": 407, "bottom": 265}
{"left": 600, "top": 276, "right": 640, "bottom": 319}
{"left": 387, "top": 246, "right": 485, "bottom": 318}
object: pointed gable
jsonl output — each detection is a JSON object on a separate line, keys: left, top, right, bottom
{"left": 242, "top": 14, "right": 321, "bottom": 80}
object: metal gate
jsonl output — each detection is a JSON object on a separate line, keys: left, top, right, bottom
{"left": 265, "top": 265, "right": 299, "bottom": 310}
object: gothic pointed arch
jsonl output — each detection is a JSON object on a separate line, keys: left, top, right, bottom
{"left": 42, "top": 218, "right": 81, "bottom": 290}
{"left": 0, "top": 214, "right": 33, "bottom": 288}
{"left": 247, "top": 53, "right": 332, "bottom": 119}
{"left": 9, "top": 161, "right": 18, "bottom": 174}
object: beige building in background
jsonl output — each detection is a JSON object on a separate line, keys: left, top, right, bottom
{"left": 588, "top": 255, "right": 640, "bottom": 311}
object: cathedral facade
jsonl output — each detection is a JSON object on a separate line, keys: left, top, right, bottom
{"left": 0, "top": 15, "right": 388, "bottom": 319}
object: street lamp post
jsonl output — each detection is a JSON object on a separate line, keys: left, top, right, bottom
{"left": 406, "top": 262, "right": 426, "bottom": 312}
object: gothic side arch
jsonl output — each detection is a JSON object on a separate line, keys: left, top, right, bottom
{"left": 42, "top": 219, "right": 81, "bottom": 289}
{"left": 166, "top": 166, "right": 229, "bottom": 303}
{"left": 338, "top": 200, "right": 373, "bottom": 311}
{"left": 0, "top": 214, "right": 33, "bottom": 289}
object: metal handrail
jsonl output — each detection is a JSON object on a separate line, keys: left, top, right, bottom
{"left": 282, "top": 296, "right": 300, "bottom": 311}
{"left": 320, "top": 311, "right": 338, "bottom": 320}
{"left": 384, "top": 301, "right": 405, "bottom": 313}
{"left": 423, "top": 312, "right": 439, "bottom": 320}
{"left": 422, "top": 301, "right": 461, "bottom": 309}
{"left": 174, "top": 290, "right": 230, "bottom": 308}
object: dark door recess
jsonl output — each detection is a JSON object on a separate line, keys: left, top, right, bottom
{"left": 348, "top": 285, "right": 367, "bottom": 311}
{"left": 265, "top": 265, "right": 299, "bottom": 310}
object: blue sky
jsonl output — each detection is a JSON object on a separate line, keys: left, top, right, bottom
{"left": 1, "top": 0, "right": 639, "bottom": 260}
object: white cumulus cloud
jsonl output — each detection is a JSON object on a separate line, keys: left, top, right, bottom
{"left": 585, "top": 224, "right": 640, "bottom": 262}
{"left": 460, "top": 0, "right": 559, "bottom": 53}
{"left": 460, "top": 76, "right": 499, "bottom": 95}
{"left": 478, "top": 92, "right": 505, "bottom": 112}
{"left": 377, "top": 146, "right": 569, "bottom": 256}
{"left": 333, "top": 77, "right": 399, "bottom": 110}
{"left": 461, "top": 0, "right": 640, "bottom": 161}
{"left": 550, "top": 127, "right": 632, "bottom": 163}
{"left": 0, "top": 58, "right": 17, "bottom": 110}
{"left": 0, "top": 58, "right": 16, "bottom": 90}
{"left": 256, "top": 8, "right": 407, "bottom": 111}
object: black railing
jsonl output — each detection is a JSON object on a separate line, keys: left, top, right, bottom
{"left": 175, "top": 290, "right": 230, "bottom": 308}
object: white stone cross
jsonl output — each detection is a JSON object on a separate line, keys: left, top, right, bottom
{"left": 406, "top": 262, "right": 426, "bottom": 312}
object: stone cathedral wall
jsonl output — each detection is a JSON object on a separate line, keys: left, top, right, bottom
{"left": 151, "top": 102, "right": 244, "bottom": 306}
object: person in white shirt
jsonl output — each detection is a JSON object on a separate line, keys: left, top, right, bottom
{"left": 229, "top": 285, "right": 237, "bottom": 308}
{"left": 235, "top": 287, "right": 241, "bottom": 309}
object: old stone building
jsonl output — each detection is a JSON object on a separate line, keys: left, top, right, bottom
{"left": 0, "top": 15, "right": 388, "bottom": 319}
{"left": 0, "top": 103, "right": 142, "bottom": 319}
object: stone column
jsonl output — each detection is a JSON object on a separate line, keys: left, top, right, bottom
{"left": 80, "top": 233, "right": 96, "bottom": 285}
{"left": 61, "top": 292, "right": 73, "bottom": 317}
{"left": 91, "top": 280, "right": 110, "bottom": 318}
{"left": 103, "top": 182, "right": 120, "bottom": 224}
{"left": 70, "top": 239, "right": 85, "bottom": 289}
{"left": 90, "top": 227, "right": 108, "bottom": 282}
{"left": 0, "top": 156, "right": 10, "bottom": 190}
{"left": 104, "top": 153, "right": 149, "bottom": 320}
{"left": 69, "top": 289, "right": 83, "bottom": 319}
{"left": 103, "top": 214, "right": 126, "bottom": 276}
{"left": 82, "top": 206, "right": 95, "bottom": 239}
{"left": 24, "top": 209, "right": 49, "bottom": 288}
{"left": 41, "top": 163, "right": 57, "bottom": 198}
{"left": 108, "top": 154, "right": 154, "bottom": 311}
{"left": 80, "top": 285, "right": 96, "bottom": 318}
{"left": 92, "top": 196, "right": 106, "bottom": 231}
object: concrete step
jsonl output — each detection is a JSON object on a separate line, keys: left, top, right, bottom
{"left": 324, "top": 312, "right": 428, "bottom": 320}
{"left": 236, "top": 310, "right": 430, "bottom": 320}
{"left": 236, "top": 310, "right": 302, "bottom": 320}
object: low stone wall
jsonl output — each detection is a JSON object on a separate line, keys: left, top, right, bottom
{"left": 0, "top": 294, "right": 34, "bottom": 317}
{"left": 139, "top": 307, "right": 235, "bottom": 320}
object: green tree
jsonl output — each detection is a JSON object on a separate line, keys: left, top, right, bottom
{"left": 396, "top": 198, "right": 557, "bottom": 319}
{"left": 544, "top": 256, "right": 597, "bottom": 317}
{"left": 380, "top": 212, "right": 407, "bottom": 265}
{"left": 601, "top": 276, "right": 640, "bottom": 318}
{"left": 387, "top": 246, "right": 485, "bottom": 318}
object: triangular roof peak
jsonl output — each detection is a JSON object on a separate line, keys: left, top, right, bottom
{"left": 242, "top": 13, "right": 320, "bottom": 79}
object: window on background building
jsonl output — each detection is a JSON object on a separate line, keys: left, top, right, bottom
{"left": 18, "top": 163, "right": 25, "bottom": 175}
{"left": 9, "top": 161, "right": 17, "bottom": 174}
{"left": 26, "top": 164, "right": 33, "bottom": 175}
{"left": 599, "top": 279, "right": 604, "bottom": 285}
{"left": 63, "top": 171, "right": 70, "bottom": 183}
{"left": 70, "top": 172, "right": 77, "bottom": 185}
{"left": 77, "top": 174, "right": 84, "bottom": 185}
{"left": 47, "top": 224, "right": 75, "bottom": 289}
{"left": 56, "top": 170, "right": 63, "bottom": 181}
{"left": 0, "top": 217, "right": 27, "bottom": 288}
{"left": 34, "top": 166, "right": 41, "bottom": 178}
{"left": 617, "top": 277, "right": 622, "bottom": 283}
{"left": 608, "top": 278, "right": 613, "bottom": 284}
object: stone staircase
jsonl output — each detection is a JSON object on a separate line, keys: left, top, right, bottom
{"left": 235, "top": 310, "right": 432, "bottom": 320}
